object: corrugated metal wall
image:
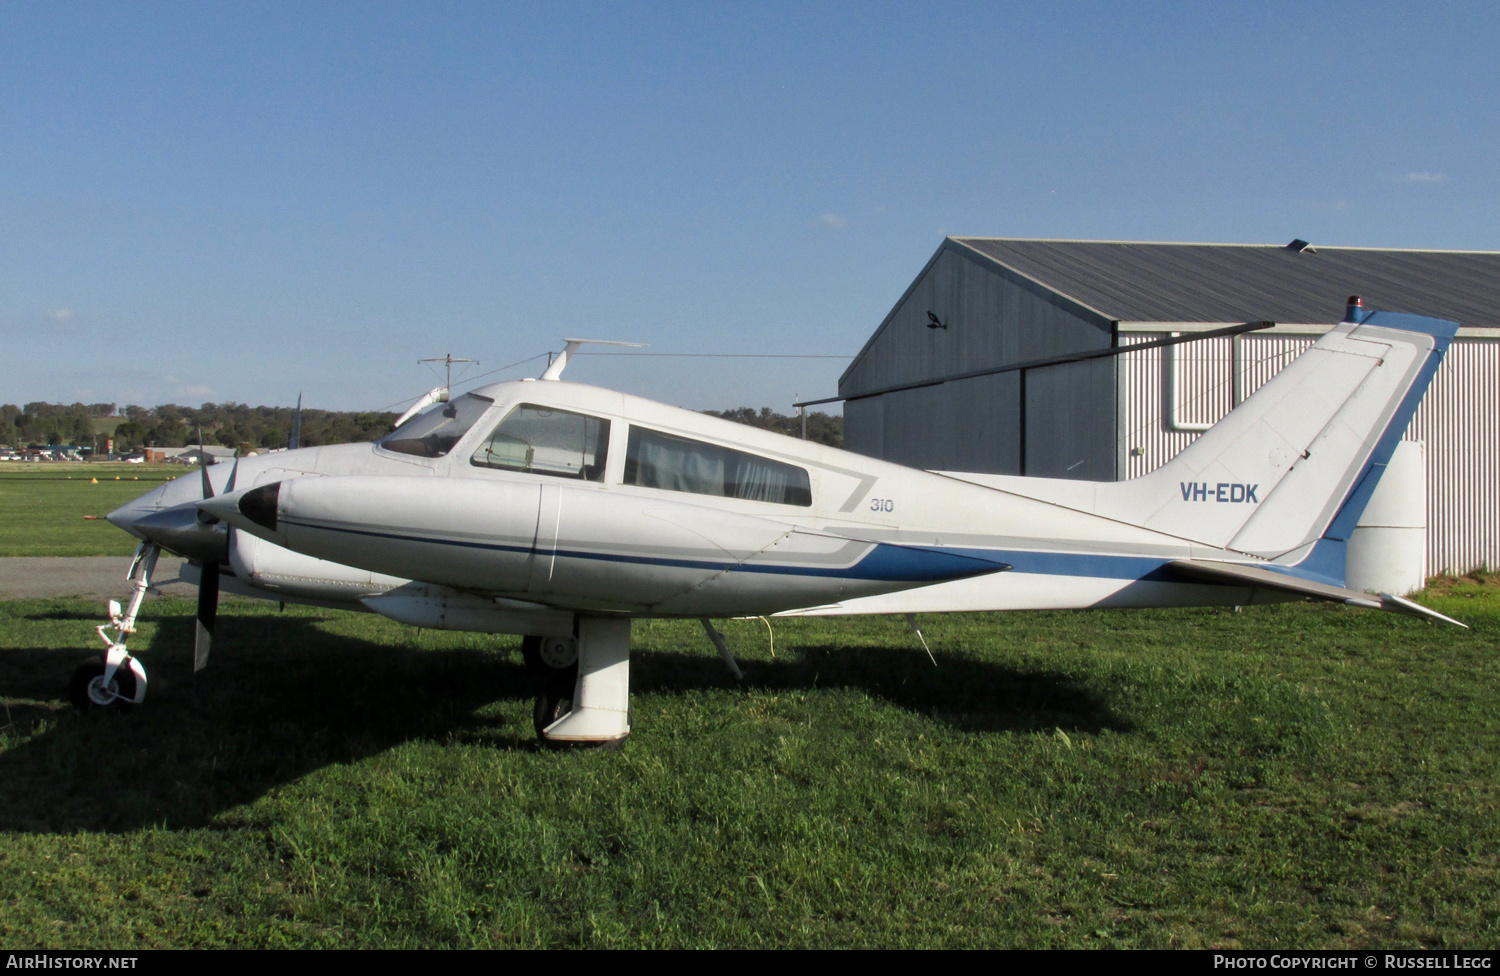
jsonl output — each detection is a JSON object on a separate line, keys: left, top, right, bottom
{"left": 841, "top": 244, "right": 1117, "bottom": 479}
{"left": 1409, "top": 339, "right": 1500, "bottom": 574}
{"left": 1121, "top": 333, "right": 1499, "bottom": 574}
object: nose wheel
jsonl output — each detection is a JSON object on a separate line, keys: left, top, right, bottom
{"left": 70, "top": 656, "right": 139, "bottom": 712}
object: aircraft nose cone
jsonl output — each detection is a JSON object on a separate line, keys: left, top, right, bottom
{"left": 106, "top": 485, "right": 173, "bottom": 538}
{"left": 130, "top": 505, "right": 229, "bottom": 564}
{"left": 105, "top": 466, "right": 233, "bottom": 540}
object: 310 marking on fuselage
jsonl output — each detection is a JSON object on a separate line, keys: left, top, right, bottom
{"left": 1179, "top": 482, "right": 1259, "bottom": 503}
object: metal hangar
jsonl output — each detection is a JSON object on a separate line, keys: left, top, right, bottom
{"left": 832, "top": 238, "right": 1500, "bottom": 577}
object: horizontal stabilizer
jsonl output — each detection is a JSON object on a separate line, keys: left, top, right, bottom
{"left": 1166, "top": 559, "right": 1466, "bottom": 628}
{"left": 1378, "top": 591, "right": 1468, "bottom": 629}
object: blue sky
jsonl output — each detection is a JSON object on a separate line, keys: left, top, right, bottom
{"left": 3, "top": 1, "right": 1496, "bottom": 414}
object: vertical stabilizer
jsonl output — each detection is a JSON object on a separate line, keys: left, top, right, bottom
{"left": 1092, "top": 305, "right": 1455, "bottom": 579}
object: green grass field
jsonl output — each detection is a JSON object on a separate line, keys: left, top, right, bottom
{"left": 1, "top": 580, "right": 1496, "bottom": 948}
{"left": 0, "top": 464, "right": 179, "bottom": 557}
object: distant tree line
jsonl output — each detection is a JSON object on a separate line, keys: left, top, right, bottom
{"left": 1, "top": 401, "right": 843, "bottom": 453}
{"left": 702, "top": 407, "right": 843, "bottom": 447}
{"left": 0, "top": 401, "right": 397, "bottom": 453}
{"left": 0, "top": 402, "right": 115, "bottom": 450}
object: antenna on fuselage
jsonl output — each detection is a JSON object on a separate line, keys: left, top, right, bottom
{"left": 419, "top": 353, "right": 478, "bottom": 391}
{"left": 392, "top": 353, "right": 479, "bottom": 428}
{"left": 538, "top": 338, "right": 644, "bottom": 381}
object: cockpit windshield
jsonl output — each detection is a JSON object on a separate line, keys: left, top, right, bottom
{"left": 378, "top": 393, "right": 494, "bottom": 458}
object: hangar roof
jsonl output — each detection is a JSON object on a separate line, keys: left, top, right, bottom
{"left": 950, "top": 238, "right": 1500, "bottom": 330}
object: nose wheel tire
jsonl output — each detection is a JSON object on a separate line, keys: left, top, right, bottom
{"left": 69, "top": 657, "right": 137, "bottom": 713}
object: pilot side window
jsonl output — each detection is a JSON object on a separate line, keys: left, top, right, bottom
{"left": 470, "top": 404, "right": 610, "bottom": 481}
{"left": 378, "top": 393, "right": 495, "bottom": 458}
{"left": 624, "top": 426, "right": 811, "bottom": 506}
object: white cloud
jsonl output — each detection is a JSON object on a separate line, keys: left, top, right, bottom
{"left": 819, "top": 213, "right": 849, "bottom": 230}
{"left": 177, "top": 384, "right": 215, "bottom": 398}
{"left": 45, "top": 308, "right": 73, "bottom": 323}
{"left": 1402, "top": 172, "right": 1445, "bottom": 183}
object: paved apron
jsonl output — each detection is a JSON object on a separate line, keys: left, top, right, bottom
{"left": 0, "top": 557, "right": 195, "bottom": 600}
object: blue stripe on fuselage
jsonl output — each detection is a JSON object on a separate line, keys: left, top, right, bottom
{"left": 285, "top": 516, "right": 1391, "bottom": 592}
{"left": 543, "top": 539, "right": 1008, "bottom": 582}
{"left": 273, "top": 516, "right": 1363, "bottom": 592}
{"left": 278, "top": 518, "right": 1010, "bottom": 583}
{"left": 943, "top": 547, "right": 1174, "bottom": 581}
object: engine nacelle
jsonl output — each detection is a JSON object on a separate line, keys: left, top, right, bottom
{"left": 227, "top": 529, "right": 410, "bottom": 606}
{"left": 362, "top": 585, "right": 575, "bottom": 635}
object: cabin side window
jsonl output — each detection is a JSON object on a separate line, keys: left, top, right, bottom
{"left": 624, "top": 426, "right": 812, "bottom": 506}
{"left": 471, "top": 404, "right": 610, "bottom": 481}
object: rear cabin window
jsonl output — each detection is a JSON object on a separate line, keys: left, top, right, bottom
{"left": 470, "top": 404, "right": 610, "bottom": 481}
{"left": 379, "top": 393, "right": 494, "bottom": 458}
{"left": 625, "top": 426, "right": 811, "bottom": 506}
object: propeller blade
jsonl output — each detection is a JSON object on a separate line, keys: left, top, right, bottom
{"left": 289, "top": 393, "right": 302, "bottom": 450}
{"left": 198, "top": 458, "right": 220, "bottom": 525}
{"left": 225, "top": 457, "right": 239, "bottom": 493}
{"left": 194, "top": 561, "right": 219, "bottom": 673}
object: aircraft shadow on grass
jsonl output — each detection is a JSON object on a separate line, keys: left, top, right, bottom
{"left": 0, "top": 608, "right": 1129, "bottom": 834}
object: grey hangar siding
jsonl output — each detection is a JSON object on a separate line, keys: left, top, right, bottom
{"left": 841, "top": 241, "right": 1118, "bottom": 480}
{"left": 839, "top": 237, "right": 1500, "bottom": 575}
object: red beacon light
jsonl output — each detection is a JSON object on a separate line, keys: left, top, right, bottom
{"left": 1343, "top": 295, "right": 1364, "bottom": 323}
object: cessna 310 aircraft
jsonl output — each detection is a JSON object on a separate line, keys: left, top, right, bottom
{"left": 87, "top": 299, "right": 1464, "bottom": 745}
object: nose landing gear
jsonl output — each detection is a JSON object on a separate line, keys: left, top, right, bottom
{"left": 75, "top": 543, "right": 158, "bottom": 711}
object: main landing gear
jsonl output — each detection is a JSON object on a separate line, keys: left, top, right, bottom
{"left": 527, "top": 616, "right": 632, "bottom": 748}
{"left": 74, "top": 542, "right": 158, "bottom": 712}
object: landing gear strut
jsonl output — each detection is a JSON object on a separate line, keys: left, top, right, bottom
{"left": 532, "top": 616, "right": 631, "bottom": 747}
{"left": 76, "top": 542, "right": 158, "bottom": 711}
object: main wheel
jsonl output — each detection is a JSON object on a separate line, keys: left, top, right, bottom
{"left": 522, "top": 635, "right": 578, "bottom": 675}
{"left": 531, "top": 668, "right": 627, "bottom": 751}
{"left": 532, "top": 667, "right": 576, "bottom": 739}
{"left": 69, "top": 657, "right": 137, "bottom": 713}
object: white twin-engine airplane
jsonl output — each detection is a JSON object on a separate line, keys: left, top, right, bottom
{"left": 89, "top": 300, "right": 1464, "bottom": 745}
